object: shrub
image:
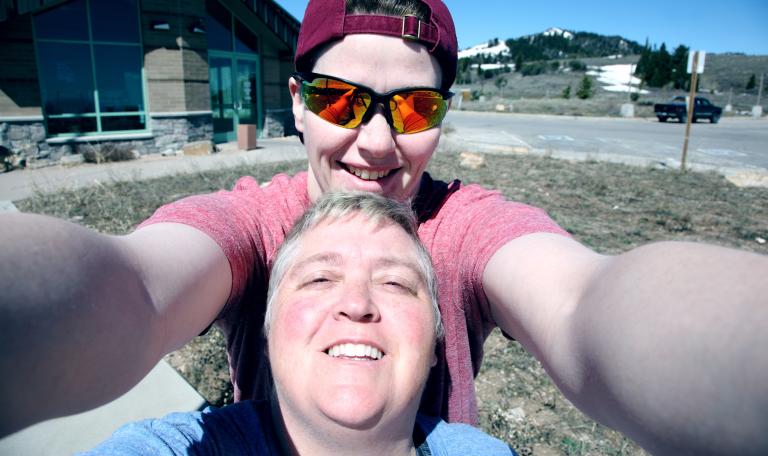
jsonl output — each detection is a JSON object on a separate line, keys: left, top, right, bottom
{"left": 562, "top": 85, "right": 572, "bottom": 99}
{"left": 521, "top": 62, "right": 547, "bottom": 77}
{"left": 568, "top": 60, "right": 587, "bottom": 72}
{"left": 81, "top": 143, "right": 137, "bottom": 164}
{"left": 576, "top": 75, "right": 594, "bottom": 99}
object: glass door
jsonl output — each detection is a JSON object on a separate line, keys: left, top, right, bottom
{"left": 209, "top": 55, "right": 260, "bottom": 143}
{"left": 235, "top": 57, "right": 259, "bottom": 127}
{"left": 209, "top": 56, "right": 235, "bottom": 143}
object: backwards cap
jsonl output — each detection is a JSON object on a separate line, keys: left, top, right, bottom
{"left": 294, "top": 0, "right": 458, "bottom": 89}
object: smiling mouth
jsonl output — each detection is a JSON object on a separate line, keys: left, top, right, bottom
{"left": 325, "top": 343, "right": 385, "bottom": 361}
{"left": 340, "top": 163, "right": 399, "bottom": 181}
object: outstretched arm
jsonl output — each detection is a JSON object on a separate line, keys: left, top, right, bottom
{"left": 0, "top": 214, "right": 231, "bottom": 437}
{"left": 484, "top": 233, "right": 768, "bottom": 455}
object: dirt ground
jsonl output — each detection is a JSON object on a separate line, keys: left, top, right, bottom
{"left": 17, "top": 149, "right": 768, "bottom": 455}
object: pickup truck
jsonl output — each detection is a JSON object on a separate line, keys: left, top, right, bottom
{"left": 654, "top": 96, "right": 722, "bottom": 123}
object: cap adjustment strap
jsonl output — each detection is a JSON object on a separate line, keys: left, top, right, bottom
{"left": 343, "top": 15, "right": 438, "bottom": 47}
{"left": 401, "top": 15, "right": 421, "bottom": 40}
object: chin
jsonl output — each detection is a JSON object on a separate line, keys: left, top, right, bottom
{"left": 318, "top": 389, "right": 387, "bottom": 431}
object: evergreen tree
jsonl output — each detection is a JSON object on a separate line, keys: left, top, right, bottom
{"left": 635, "top": 39, "right": 652, "bottom": 79}
{"left": 514, "top": 54, "right": 524, "bottom": 73}
{"left": 648, "top": 43, "right": 672, "bottom": 88}
{"left": 670, "top": 45, "right": 689, "bottom": 89}
{"left": 746, "top": 74, "right": 757, "bottom": 90}
{"left": 562, "top": 84, "right": 571, "bottom": 99}
{"left": 495, "top": 76, "right": 508, "bottom": 98}
{"left": 576, "top": 75, "right": 593, "bottom": 99}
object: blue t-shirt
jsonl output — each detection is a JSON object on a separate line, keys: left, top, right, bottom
{"left": 80, "top": 400, "right": 516, "bottom": 455}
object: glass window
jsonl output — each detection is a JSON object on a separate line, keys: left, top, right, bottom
{"left": 234, "top": 20, "right": 258, "bottom": 54}
{"left": 90, "top": 0, "right": 139, "bottom": 42}
{"left": 33, "top": 0, "right": 88, "bottom": 41}
{"left": 34, "top": 0, "right": 146, "bottom": 136}
{"left": 206, "top": 0, "right": 232, "bottom": 51}
{"left": 94, "top": 45, "right": 144, "bottom": 112}
{"left": 47, "top": 117, "right": 98, "bottom": 135}
{"left": 101, "top": 115, "right": 146, "bottom": 132}
{"left": 36, "top": 42, "right": 95, "bottom": 115}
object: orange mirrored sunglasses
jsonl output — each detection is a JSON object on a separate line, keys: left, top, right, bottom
{"left": 292, "top": 72, "right": 453, "bottom": 134}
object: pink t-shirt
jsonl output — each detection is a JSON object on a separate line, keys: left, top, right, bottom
{"left": 140, "top": 171, "right": 567, "bottom": 425}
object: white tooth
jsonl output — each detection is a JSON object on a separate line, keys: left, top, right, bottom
{"left": 365, "top": 346, "right": 373, "bottom": 358}
{"left": 343, "top": 343, "right": 353, "bottom": 356}
{"left": 353, "top": 344, "right": 364, "bottom": 357}
{"left": 360, "top": 170, "right": 370, "bottom": 180}
{"left": 371, "top": 171, "right": 380, "bottom": 180}
{"left": 331, "top": 346, "right": 339, "bottom": 357}
{"left": 373, "top": 348, "right": 381, "bottom": 359}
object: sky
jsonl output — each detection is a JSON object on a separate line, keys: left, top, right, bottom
{"left": 276, "top": 0, "right": 768, "bottom": 55}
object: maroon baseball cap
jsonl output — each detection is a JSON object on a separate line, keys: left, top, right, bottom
{"left": 294, "top": 0, "right": 458, "bottom": 89}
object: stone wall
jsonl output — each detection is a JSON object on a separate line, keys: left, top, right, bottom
{"left": 264, "top": 108, "right": 297, "bottom": 138}
{"left": 0, "top": 114, "right": 213, "bottom": 167}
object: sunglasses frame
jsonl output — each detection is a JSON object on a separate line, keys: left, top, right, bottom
{"left": 291, "top": 71, "right": 454, "bottom": 134}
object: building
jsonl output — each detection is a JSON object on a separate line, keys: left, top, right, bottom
{"left": 0, "top": 0, "right": 300, "bottom": 164}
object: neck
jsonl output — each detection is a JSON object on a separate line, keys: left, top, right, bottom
{"left": 270, "top": 397, "right": 418, "bottom": 456}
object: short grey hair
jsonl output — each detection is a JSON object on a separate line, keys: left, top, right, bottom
{"left": 264, "top": 192, "right": 442, "bottom": 339}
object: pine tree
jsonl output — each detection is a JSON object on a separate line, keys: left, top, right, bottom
{"left": 576, "top": 76, "right": 593, "bottom": 99}
{"left": 746, "top": 74, "right": 757, "bottom": 90}
{"left": 670, "top": 45, "right": 689, "bottom": 89}
{"left": 562, "top": 84, "right": 572, "bottom": 99}
{"left": 635, "top": 40, "right": 652, "bottom": 79}
{"left": 648, "top": 43, "right": 672, "bottom": 88}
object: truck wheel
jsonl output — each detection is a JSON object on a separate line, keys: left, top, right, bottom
{"left": 711, "top": 114, "right": 720, "bottom": 124}
{"left": 657, "top": 116, "right": 668, "bottom": 122}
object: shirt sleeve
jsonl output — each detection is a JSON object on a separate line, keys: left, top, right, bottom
{"left": 422, "top": 179, "right": 570, "bottom": 328}
{"left": 136, "top": 173, "right": 309, "bottom": 316}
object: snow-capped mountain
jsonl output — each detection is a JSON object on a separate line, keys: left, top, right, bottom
{"left": 540, "top": 27, "right": 574, "bottom": 40}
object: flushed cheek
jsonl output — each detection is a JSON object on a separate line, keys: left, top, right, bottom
{"left": 271, "top": 298, "right": 324, "bottom": 345}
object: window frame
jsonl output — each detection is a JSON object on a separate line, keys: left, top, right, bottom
{"left": 32, "top": 0, "right": 150, "bottom": 138}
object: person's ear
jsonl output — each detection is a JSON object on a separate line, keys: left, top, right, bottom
{"left": 289, "top": 77, "right": 305, "bottom": 134}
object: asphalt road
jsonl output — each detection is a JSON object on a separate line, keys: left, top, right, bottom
{"left": 442, "top": 111, "right": 768, "bottom": 172}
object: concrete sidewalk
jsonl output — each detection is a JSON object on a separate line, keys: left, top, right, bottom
{"left": 0, "top": 136, "right": 306, "bottom": 202}
{"left": 0, "top": 361, "right": 206, "bottom": 455}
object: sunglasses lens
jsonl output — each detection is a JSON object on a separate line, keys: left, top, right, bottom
{"left": 390, "top": 90, "right": 448, "bottom": 134}
{"left": 301, "top": 78, "right": 370, "bottom": 128}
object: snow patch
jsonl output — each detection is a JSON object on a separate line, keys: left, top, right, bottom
{"left": 587, "top": 64, "right": 649, "bottom": 94}
{"left": 541, "top": 27, "right": 574, "bottom": 40}
{"left": 458, "top": 41, "right": 510, "bottom": 59}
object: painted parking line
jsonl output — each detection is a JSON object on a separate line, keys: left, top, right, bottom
{"left": 500, "top": 131, "right": 534, "bottom": 149}
{"left": 537, "top": 134, "right": 574, "bottom": 141}
{"left": 697, "top": 148, "right": 747, "bottom": 157}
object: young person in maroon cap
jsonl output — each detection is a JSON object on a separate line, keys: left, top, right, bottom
{"left": 1, "top": 0, "right": 767, "bottom": 454}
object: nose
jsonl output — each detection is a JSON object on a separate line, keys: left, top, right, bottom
{"left": 333, "top": 282, "right": 381, "bottom": 323}
{"left": 356, "top": 104, "right": 396, "bottom": 160}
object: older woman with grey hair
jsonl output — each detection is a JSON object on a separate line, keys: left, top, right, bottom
{"left": 82, "top": 192, "right": 515, "bottom": 455}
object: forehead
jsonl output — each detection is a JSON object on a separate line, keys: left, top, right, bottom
{"left": 313, "top": 34, "right": 442, "bottom": 91}
{"left": 290, "top": 216, "right": 422, "bottom": 271}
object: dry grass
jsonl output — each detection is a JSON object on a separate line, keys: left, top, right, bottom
{"left": 16, "top": 151, "right": 768, "bottom": 455}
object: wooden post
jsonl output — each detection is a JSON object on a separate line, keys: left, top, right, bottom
{"left": 681, "top": 51, "right": 699, "bottom": 173}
